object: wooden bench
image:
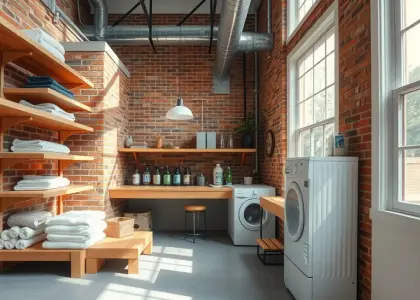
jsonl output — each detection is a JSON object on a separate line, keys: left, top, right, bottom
{"left": 86, "top": 231, "right": 153, "bottom": 274}
{"left": 256, "top": 238, "right": 284, "bottom": 265}
{"left": 0, "top": 242, "right": 86, "bottom": 278}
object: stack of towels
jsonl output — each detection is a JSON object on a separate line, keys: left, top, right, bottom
{"left": 43, "top": 211, "right": 107, "bottom": 249}
{"left": 0, "top": 211, "right": 51, "bottom": 250}
{"left": 20, "top": 99, "right": 75, "bottom": 121}
{"left": 22, "top": 29, "right": 66, "bottom": 62}
{"left": 14, "top": 175, "right": 70, "bottom": 191}
{"left": 11, "top": 139, "right": 71, "bottom": 154}
{"left": 23, "top": 76, "right": 74, "bottom": 99}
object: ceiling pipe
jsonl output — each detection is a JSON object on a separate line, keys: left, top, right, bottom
{"left": 88, "top": 0, "right": 108, "bottom": 40}
{"left": 213, "top": 0, "right": 252, "bottom": 79}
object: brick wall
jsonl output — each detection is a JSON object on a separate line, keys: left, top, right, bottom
{"left": 258, "top": 0, "right": 372, "bottom": 299}
{"left": 110, "top": 14, "right": 257, "bottom": 184}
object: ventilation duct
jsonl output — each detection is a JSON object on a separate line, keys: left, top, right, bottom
{"left": 89, "top": 0, "right": 108, "bottom": 41}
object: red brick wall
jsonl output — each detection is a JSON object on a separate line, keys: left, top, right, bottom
{"left": 258, "top": 0, "right": 372, "bottom": 299}
{"left": 110, "top": 14, "right": 257, "bottom": 184}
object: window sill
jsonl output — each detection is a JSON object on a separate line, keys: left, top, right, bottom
{"left": 371, "top": 209, "right": 420, "bottom": 233}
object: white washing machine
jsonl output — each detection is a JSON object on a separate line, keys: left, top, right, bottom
{"left": 228, "top": 184, "right": 276, "bottom": 246}
{"left": 284, "top": 157, "right": 358, "bottom": 300}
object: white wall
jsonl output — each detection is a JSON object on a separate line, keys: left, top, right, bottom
{"left": 372, "top": 215, "right": 420, "bottom": 299}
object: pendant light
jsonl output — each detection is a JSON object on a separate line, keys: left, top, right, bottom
{"left": 166, "top": 57, "right": 194, "bottom": 120}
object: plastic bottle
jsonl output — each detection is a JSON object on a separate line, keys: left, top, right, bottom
{"left": 163, "top": 166, "right": 172, "bottom": 186}
{"left": 226, "top": 167, "right": 233, "bottom": 186}
{"left": 183, "top": 167, "right": 191, "bottom": 186}
{"left": 132, "top": 169, "right": 140, "bottom": 186}
{"left": 143, "top": 167, "right": 151, "bottom": 185}
{"left": 173, "top": 167, "right": 181, "bottom": 186}
{"left": 153, "top": 167, "right": 161, "bottom": 185}
{"left": 213, "top": 164, "right": 224, "bottom": 186}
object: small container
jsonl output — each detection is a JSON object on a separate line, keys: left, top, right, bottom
{"left": 228, "top": 134, "right": 234, "bottom": 149}
{"left": 220, "top": 134, "right": 225, "bottom": 149}
{"left": 197, "top": 174, "right": 206, "bottom": 186}
{"left": 173, "top": 167, "right": 181, "bottom": 186}
{"left": 244, "top": 177, "right": 253, "bottom": 185}
{"left": 156, "top": 136, "right": 163, "bottom": 149}
{"left": 153, "top": 167, "right": 161, "bottom": 185}
{"left": 163, "top": 166, "right": 172, "bottom": 186}
{"left": 132, "top": 169, "right": 140, "bottom": 186}
{"left": 104, "top": 217, "right": 134, "bottom": 238}
{"left": 334, "top": 133, "right": 345, "bottom": 156}
{"left": 183, "top": 167, "right": 191, "bottom": 186}
{"left": 213, "top": 163, "right": 224, "bottom": 186}
{"left": 143, "top": 167, "right": 151, "bottom": 185}
{"left": 226, "top": 167, "right": 233, "bottom": 186}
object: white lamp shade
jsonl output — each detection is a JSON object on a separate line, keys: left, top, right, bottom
{"left": 166, "top": 96, "right": 194, "bottom": 120}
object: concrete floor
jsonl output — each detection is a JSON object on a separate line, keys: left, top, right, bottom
{"left": 0, "top": 232, "right": 294, "bottom": 300}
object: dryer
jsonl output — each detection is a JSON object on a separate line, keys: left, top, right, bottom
{"left": 228, "top": 185, "right": 275, "bottom": 246}
{"left": 284, "top": 157, "right": 358, "bottom": 300}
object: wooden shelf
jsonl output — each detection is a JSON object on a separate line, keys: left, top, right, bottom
{"left": 0, "top": 185, "right": 93, "bottom": 198}
{"left": 260, "top": 196, "right": 285, "bottom": 221}
{"left": 4, "top": 88, "right": 92, "bottom": 112}
{"left": 0, "top": 16, "right": 93, "bottom": 89}
{"left": 0, "top": 98, "right": 94, "bottom": 132}
{"left": 0, "top": 152, "right": 94, "bottom": 161}
{"left": 119, "top": 148, "right": 256, "bottom": 153}
{"left": 109, "top": 185, "right": 233, "bottom": 199}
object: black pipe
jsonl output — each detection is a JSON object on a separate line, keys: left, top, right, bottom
{"left": 209, "top": 0, "right": 217, "bottom": 54}
{"left": 243, "top": 52, "right": 247, "bottom": 119}
{"left": 177, "top": 0, "right": 207, "bottom": 26}
{"left": 111, "top": 0, "right": 144, "bottom": 28}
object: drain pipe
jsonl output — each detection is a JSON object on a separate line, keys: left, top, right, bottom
{"left": 254, "top": 8, "right": 260, "bottom": 175}
{"left": 88, "top": 0, "right": 108, "bottom": 40}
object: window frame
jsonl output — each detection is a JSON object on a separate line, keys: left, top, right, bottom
{"left": 287, "top": 1, "right": 339, "bottom": 158}
{"left": 288, "top": 0, "right": 322, "bottom": 41}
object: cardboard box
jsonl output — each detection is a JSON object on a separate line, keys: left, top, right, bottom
{"left": 124, "top": 211, "right": 152, "bottom": 231}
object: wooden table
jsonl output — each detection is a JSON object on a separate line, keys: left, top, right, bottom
{"left": 109, "top": 186, "right": 233, "bottom": 200}
{"left": 260, "top": 196, "right": 285, "bottom": 221}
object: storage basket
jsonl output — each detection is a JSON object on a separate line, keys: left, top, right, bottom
{"left": 125, "top": 211, "right": 152, "bottom": 231}
{"left": 105, "top": 217, "right": 134, "bottom": 238}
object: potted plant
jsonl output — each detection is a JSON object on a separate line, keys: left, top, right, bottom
{"left": 235, "top": 112, "right": 256, "bottom": 148}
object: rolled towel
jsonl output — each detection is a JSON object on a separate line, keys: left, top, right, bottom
{"left": 0, "top": 239, "right": 5, "bottom": 249}
{"left": 1, "top": 230, "right": 11, "bottom": 241}
{"left": 8, "top": 226, "right": 20, "bottom": 239}
{"left": 7, "top": 211, "right": 52, "bottom": 230}
{"left": 4, "top": 238, "right": 18, "bottom": 249}
{"left": 16, "top": 234, "right": 47, "bottom": 250}
{"left": 45, "top": 221, "right": 107, "bottom": 235}
{"left": 19, "top": 227, "right": 45, "bottom": 240}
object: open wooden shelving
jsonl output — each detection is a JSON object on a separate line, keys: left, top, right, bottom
{"left": 0, "top": 16, "right": 93, "bottom": 89}
{"left": 119, "top": 148, "right": 256, "bottom": 153}
{"left": 0, "top": 185, "right": 93, "bottom": 199}
{"left": 4, "top": 88, "right": 93, "bottom": 113}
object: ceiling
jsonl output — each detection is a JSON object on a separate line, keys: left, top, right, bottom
{"left": 105, "top": 0, "right": 261, "bottom": 15}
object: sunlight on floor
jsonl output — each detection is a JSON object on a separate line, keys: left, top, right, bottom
{"left": 56, "top": 277, "right": 93, "bottom": 286}
{"left": 152, "top": 246, "right": 194, "bottom": 257}
{"left": 97, "top": 283, "right": 192, "bottom": 300}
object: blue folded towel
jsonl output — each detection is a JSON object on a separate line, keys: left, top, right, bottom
{"left": 24, "top": 76, "right": 74, "bottom": 98}
{"left": 23, "top": 83, "right": 74, "bottom": 99}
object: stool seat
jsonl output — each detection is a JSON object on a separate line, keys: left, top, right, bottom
{"left": 184, "top": 205, "right": 207, "bottom": 212}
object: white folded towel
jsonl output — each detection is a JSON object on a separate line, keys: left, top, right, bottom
{"left": 14, "top": 176, "right": 70, "bottom": 191}
{"left": 47, "top": 233, "right": 97, "bottom": 243}
{"left": 43, "top": 232, "right": 106, "bottom": 249}
{"left": 1, "top": 230, "right": 11, "bottom": 241}
{"left": 19, "top": 227, "right": 45, "bottom": 240}
{"left": 45, "top": 221, "right": 107, "bottom": 235}
{"left": 12, "top": 139, "right": 70, "bottom": 154}
{"left": 64, "top": 210, "right": 106, "bottom": 220}
{"left": 19, "top": 100, "right": 75, "bottom": 121}
{"left": 16, "top": 234, "right": 47, "bottom": 250}
{"left": 37, "top": 39, "right": 65, "bottom": 62}
{"left": 46, "top": 216, "right": 103, "bottom": 227}
{"left": 0, "top": 239, "right": 5, "bottom": 249}
{"left": 22, "top": 29, "right": 66, "bottom": 55}
{"left": 7, "top": 211, "right": 52, "bottom": 230}
{"left": 8, "top": 226, "right": 20, "bottom": 239}
{"left": 4, "top": 238, "right": 18, "bottom": 249}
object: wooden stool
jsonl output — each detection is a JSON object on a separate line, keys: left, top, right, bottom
{"left": 184, "top": 205, "right": 207, "bottom": 243}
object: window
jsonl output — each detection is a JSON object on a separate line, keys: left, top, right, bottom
{"left": 391, "top": 0, "right": 420, "bottom": 214}
{"left": 297, "top": 0, "right": 316, "bottom": 23}
{"left": 288, "top": 0, "right": 319, "bottom": 38}
{"left": 287, "top": 3, "right": 338, "bottom": 158}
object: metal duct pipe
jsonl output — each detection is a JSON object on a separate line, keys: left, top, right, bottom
{"left": 88, "top": 0, "right": 108, "bottom": 40}
{"left": 267, "top": 0, "right": 272, "bottom": 35}
{"left": 214, "top": 0, "right": 252, "bottom": 78}
{"left": 82, "top": 25, "right": 273, "bottom": 51}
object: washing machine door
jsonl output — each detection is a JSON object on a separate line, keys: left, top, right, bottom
{"left": 285, "top": 182, "right": 305, "bottom": 242}
{"left": 238, "top": 198, "right": 270, "bottom": 231}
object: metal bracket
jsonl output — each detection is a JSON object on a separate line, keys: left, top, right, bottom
{"left": 213, "top": 75, "right": 230, "bottom": 94}
{"left": 59, "top": 130, "right": 86, "bottom": 143}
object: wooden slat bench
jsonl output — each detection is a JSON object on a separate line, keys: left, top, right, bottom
{"left": 256, "top": 238, "right": 284, "bottom": 265}
{"left": 0, "top": 242, "right": 86, "bottom": 278}
{"left": 86, "top": 231, "right": 153, "bottom": 274}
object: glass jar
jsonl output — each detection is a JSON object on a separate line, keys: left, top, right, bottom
{"left": 220, "top": 133, "right": 225, "bottom": 149}
{"left": 228, "top": 134, "right": 234, "bottom": 149}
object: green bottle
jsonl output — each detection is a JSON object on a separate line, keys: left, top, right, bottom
{"left": 173, "top": 167, "right": 181, "bottom": 186}
{"left": 163, "top": 166, "right": 172, "bottom": 186}
{"left": 226, "top": 167, "right": 233, "bottom": 186}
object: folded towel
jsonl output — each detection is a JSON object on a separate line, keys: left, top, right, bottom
{"left": 15, "top": 177, "right": 70, "bottom": 191}
{"left": 19, "top": 100, "right": 75, "bottom": 120}
{"left": 19, "top": 176, "right": 70, "bottom": 184}
{"left": 8, "top": 211, "right": 52, "bottom": 230}
{"left": 24, "top": 78, "right": 74, "bottom": 99}
{"left": 45, "top": 221, "right": 107, "bottom": 235}
{"left": 1, "top": 230, "right": 11, "bottom": 241}
{"left": 64, "top": 210, "right": 106, "bottom": 220}
{"left": 14, "top": 183, "right": 70, "bottom": 191}
{"left": 12, "top": 139, "right": 71, "bottom": 154}
{"left": 4, "top": 238, "right": 18, "bottom": 249}
{"left": 46, "top": 216, "right": 103, "bottom": 227}
{"left": 11, "top": 146, "right": 71, "bottom": 154}
{"left": 0, "top": 239, "right": 4, "bottom": 249}
{"left": 42, "top": 232, "right": 106, "bottom": 249}
{"left": 36, "top": 39, "right": 65, "bottom": 62}
{"left": 47, "top": 233, "right": 97, "bottom": 243}
{"left": 16, "top": 234, "right": 47, "bottom": 250}
{"left": 22, "top": 29, "right": 66, "bottom": 55}
{"left": 8, "top": 226, "right": 20, "bottom": 239}
{"left": 19, "top": 227, "right": 45, "bottom": 240}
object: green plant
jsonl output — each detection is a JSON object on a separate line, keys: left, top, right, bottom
{"left": 235, "top": 112, "right": 256, "bottom": 134}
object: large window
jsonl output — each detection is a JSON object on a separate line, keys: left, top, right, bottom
{"left": 287, "top": 3, "right": 338, "bottom": 158}
{"left": 288, "top": 0, "right": 319, "bottom": 38}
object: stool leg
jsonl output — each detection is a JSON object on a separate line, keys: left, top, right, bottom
{"left": 204, "top": 211, "right": 207, "bottom": 240}
{"left": 193, "top": 212, "right": 196, "bottom": 243}
{"left": 184, "top": 211, "right": 187, "bottom": 240}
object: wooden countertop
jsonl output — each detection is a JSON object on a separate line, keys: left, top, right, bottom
{"left": 109, "top": 186, "right": 233, "bottom": 199}
{"left": 260, "top": 196, "right": 285, "bottom": 221}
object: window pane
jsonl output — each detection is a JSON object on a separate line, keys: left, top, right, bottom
{"left": 403, "top": 0, "right": 420, "bottom": 29}
{"left": 299, "top": 130, "right": 311, "bottom": 156}
{"left": 326, "top": 29, "right": 335, "bottom": 55}
{"left": 311, "top": 126, "right": 324, "bottom": 156}
{"left": 314, "top": 60, "right": 326, "bottom": 93}
{"left": 314, "top": 91, "right": 326, "bottom": 123}
{"left": 304, "top": 98, "right": 314, "bottom": 126}
{"left": 314, "top": 38, "right": 325, "bottom": 64}
{"left": 404, "top": 24, "right": 420, "bottom": 84}
{"left": 304, "top": 51, "right": 314, "bottom": 72}
{"left": 299, "top": 77, "right": 305, "bottom": 103}
{"left": 299, "top": 102, "right": 305, "bottom": 128}
{"left": 326, "top": 85, "right": 335, "bottom": 118}
{"left": 403, "top": 149, "right": 420, "bottom": 203}
{"left": 324, "top": 123, "right": 335, "bottom": 156}
{"left": 304, "top": 70, "right": 314, "bottom": 99}
{"left": 299, "top": 7, "right": 305, "bottom": 22}
{"left": 298, "top": 0, "right": 305, "bottom": 7}
{"left": 404, "top": 89, "right": 420, "bottom": 146}
{"left": 304, "top": 0, "right": 312, "bottom": 16}
{"left": 298, "top": 59, "right": 305, "bottom": 77}
{"left": 326, "top": 53, "right": 335, "bottom": 86}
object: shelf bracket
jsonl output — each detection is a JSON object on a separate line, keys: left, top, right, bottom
{"left": 61, "top": 160, "right": 86, "bottom": 170}
{"left": 0, "top": 117, "right": 33, "bottom": 133}
{"left": 132, "top": 153, "right": 140, "bottom": 168}
{"left": 59, "top": 130, "right": 86, "bottom": 143}
{"left": 0, "top": 197, "right": 33, "bottom": 213}
{"left": 1, "top": 51, "right": 33, "bottom": 64}
{"left": 0, "top": 159, "right": 26, "bottom": 173}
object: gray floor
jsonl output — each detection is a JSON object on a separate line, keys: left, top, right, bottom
{"left": 0, "top": 232, "right": 294, "bottom": 300}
